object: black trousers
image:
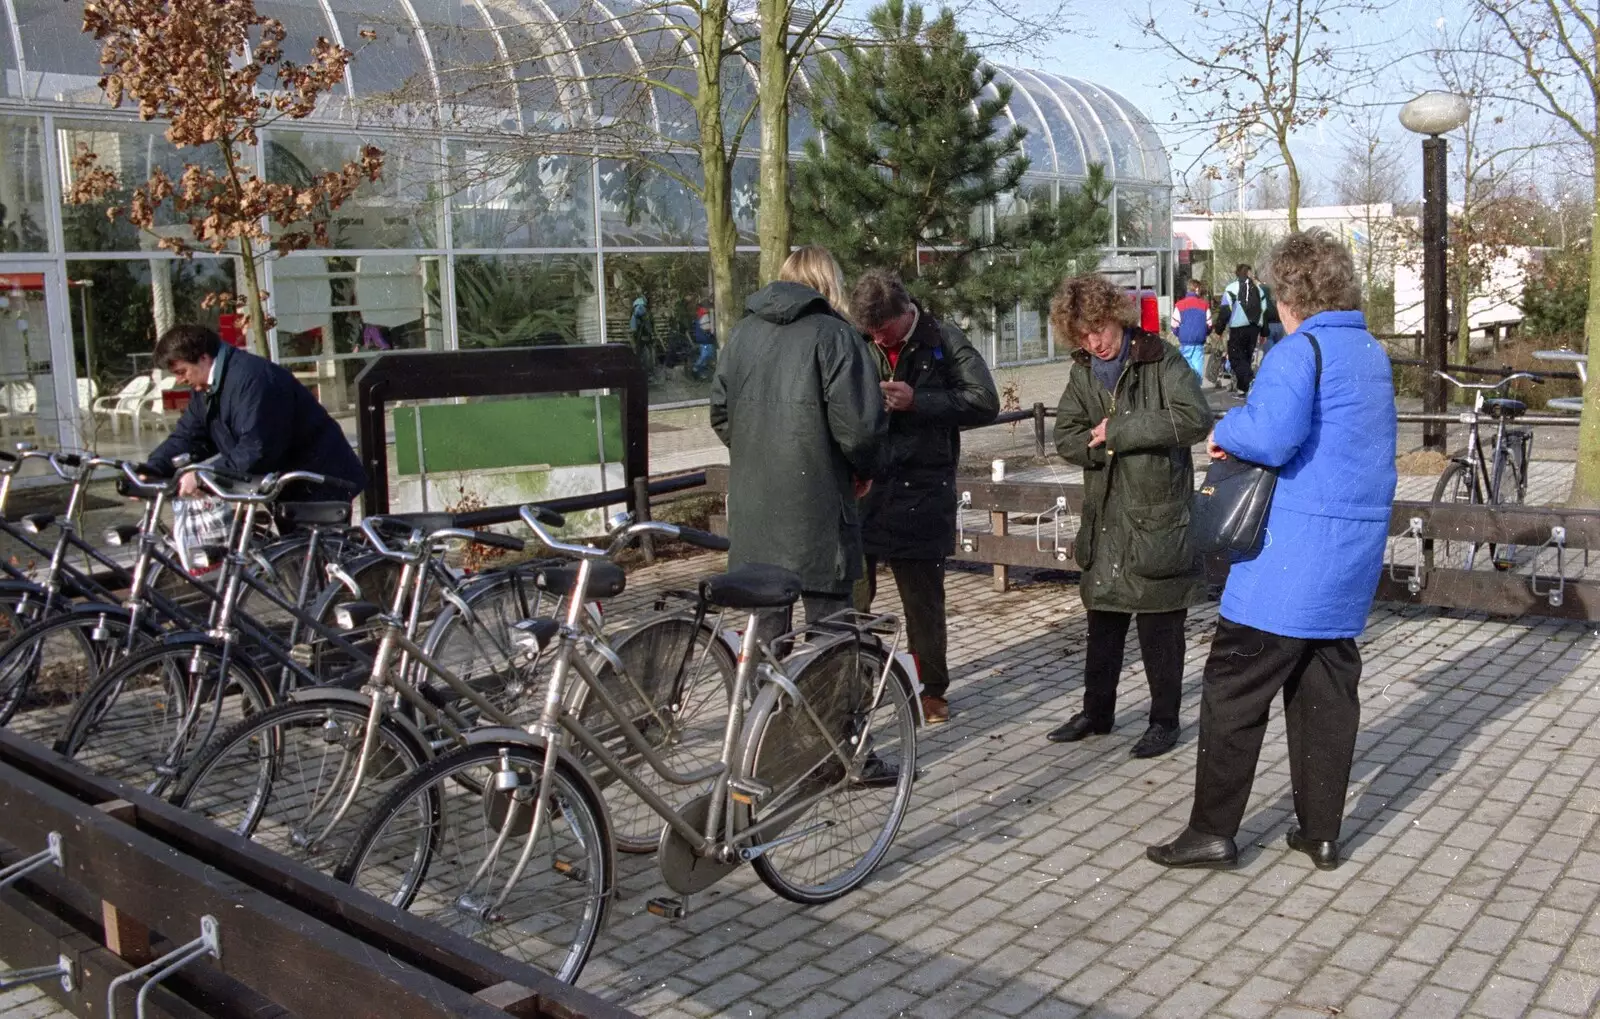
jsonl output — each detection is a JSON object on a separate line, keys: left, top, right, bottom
{"left": 1189, "top": 618, "right": 1362, "bottom": 842}
{"left": 1082, "top": 608, "right": 1186, "bottom": 729}
{"left": 1228, "top": 325, "right": 1262, "bottom": 395}
{"left": 864, "top": 557, "right": 948, "bottom": 698}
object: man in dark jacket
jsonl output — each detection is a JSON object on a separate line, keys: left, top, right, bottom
{"left": 145, "top": 324, "right": 365, "bottom": 502}
{"left": 710, "top": 282, "right": 886, "bottom": 621}
{"left": 851, "top": 271, "right": 1000, "bottom": 725}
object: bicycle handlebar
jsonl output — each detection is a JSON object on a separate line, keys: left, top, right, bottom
{"left": 358, "top": 515, "right": 527, "bottom": 562}
{"left": 196, "top": 468, "right": 339, "bottom": 504}
{"left": 1435, "top": 370, "right": 1543, "bottom": 391}
{"left": 517, "top": 505, "right": 727, "bottom": 559}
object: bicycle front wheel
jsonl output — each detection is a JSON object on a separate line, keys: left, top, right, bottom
{"left": 739, "top": 638, "right": 917, "bottom": 905}
{"left": 1432, "top": 460, "right": 1482, "bottom": 569}
{"left": 57, "top": 642, "right": 273, "bottom": 794}
{"left": 1489, "top": 433, "right": 1531, "bottom": 570}
{"left": 578, "top": 615, "right": 734, "bottom": 853}
{"left": 0, "top": 611, "right": 144, "bottom": 736}
{"left": 335, "top": 741, "right": 612, "bottom": 984}
{"left": 172, "top": 699, "right": 428, "bottom": 869}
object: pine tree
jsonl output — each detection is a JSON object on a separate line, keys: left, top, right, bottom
{"left": 793, "top": 0, "right": 1109, "bottom": 321}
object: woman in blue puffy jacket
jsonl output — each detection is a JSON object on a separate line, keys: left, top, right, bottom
{"left": 1149, "top": 229, "right": 1398, "bottom": 873}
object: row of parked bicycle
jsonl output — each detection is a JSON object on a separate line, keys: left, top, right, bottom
{"left": 0, "top": 445, "right": 920, "bottom": 983}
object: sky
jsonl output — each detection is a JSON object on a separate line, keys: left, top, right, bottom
{"left": 962, "top": 0, "right": 1495, "bottom": 208}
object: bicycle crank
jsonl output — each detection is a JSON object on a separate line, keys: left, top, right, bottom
{"left": 737, "top": 820, "right": 837, "bottom": 862}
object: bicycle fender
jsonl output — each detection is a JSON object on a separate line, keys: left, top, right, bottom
{"left": 285, "top": 687, "right": 433, "bottom": 764}
{"left": 152, "top": 631, "right": 226, "bottom": 650}
{"left": 459, "top": 726, "right": 611, "bottom": 810}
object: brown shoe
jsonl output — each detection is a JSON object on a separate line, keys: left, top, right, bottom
{"left": 921, "top": 696, "right": 949, "bottom": 725}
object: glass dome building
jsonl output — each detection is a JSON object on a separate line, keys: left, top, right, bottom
{"left": 0, "top": 0, "right": 1171, "bottom": 449}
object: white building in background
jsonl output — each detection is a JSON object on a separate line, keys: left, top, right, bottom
{"left": 1173, "top": 204, "right": 1531, "bottom": 346}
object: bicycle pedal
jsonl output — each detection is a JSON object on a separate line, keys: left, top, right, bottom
{"left": 552, "top": 859, "right": 587, "bottom": 882}
{"left": 728, "top": 777, "right": 770, "bottom": 806}
{"left": 646, "top": 896, "right": 687, "bottom": 920}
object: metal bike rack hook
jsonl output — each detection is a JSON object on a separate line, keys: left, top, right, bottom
{"left": 106, "top": 915, "right": 220, "bottom": 1019}
{"left": 0, "top": 954, "right": 73, "bottom": 993}
{"left": 1387, "top": 517, "right": 1427, "bottom": 595}
{"left": 955, "top": 491, "right": 974, "bottom": 553}
{"left": 1033, "top": 496, "right": 1070, "bottom": 563}
{"left": 0, "top": 831, "right": 62, "bottom": 891}
{"left": 1530, "top": 526, "right": 1568, "bottom": 608}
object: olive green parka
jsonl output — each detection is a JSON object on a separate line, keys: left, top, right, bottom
{"left": 1053, "top": 330, "right": 1211, "bottom": 613}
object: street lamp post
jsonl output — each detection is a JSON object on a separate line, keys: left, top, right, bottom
{"left": 1401, "top": 92, "right": 1471, "bottom": 453}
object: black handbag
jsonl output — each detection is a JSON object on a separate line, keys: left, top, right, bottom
{"left": 1190, "top": 334, "right": 1321, "bottom": 555}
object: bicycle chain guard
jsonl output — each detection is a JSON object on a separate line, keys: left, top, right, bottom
{"left": 658, "top": 792, "right": 739, "bottom": 895}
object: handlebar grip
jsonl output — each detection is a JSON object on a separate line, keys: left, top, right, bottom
{"left": 471, "top": 530, "right": 526, "bottom": 552}
{"left": 525, "top": 504, "right": 566, "bottom": 529}
{"left": 0, "top": 451, "right": 15, "bottom": 464}
{"left": 677, "top": 527, "right": 730, "bottom": 552}
{"left": 56, "top": 453, "right": 83, "bottom": 469}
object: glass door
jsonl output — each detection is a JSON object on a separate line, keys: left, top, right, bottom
{"left": 0, "top": 263, "right": 77, "bottom": 451}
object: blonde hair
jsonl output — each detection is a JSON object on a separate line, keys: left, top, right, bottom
{"left": 1049, "top": 273, "right": 1138, "bottom": 348}
{"left": 780, "top": 246, "right": 850, "bottom": 314}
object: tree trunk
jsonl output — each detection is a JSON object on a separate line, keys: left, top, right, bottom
{"left": 696, "top": 0, "right": 737, "bottom": 345}
{"left": 237, "top": 245, "right": 269, "bottom": 358}
{"left": 1283, "top": 145, "right": 1301, "bottom": 233}
{"left": 1569, "top": 157, "right": 1600, "bottom": 507}
{"left": 757, "top": 0, "right": 790, "bottom": 285}
{"left": 1454, "top": 269, "right": 1473, "bottom": 406}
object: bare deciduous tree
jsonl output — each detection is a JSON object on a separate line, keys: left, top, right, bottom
{"left": 1139, "top": 0, "right": 1384, "bottom": 232}
{"left": 66, "top": 0, "right": 383, "bottom": 356}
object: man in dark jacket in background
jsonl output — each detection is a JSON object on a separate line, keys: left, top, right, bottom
{"left": 851, "top": 270, "right": 1000, "bottom": 725}
{"left": 146, "top": 323, "right": 365, "bottom": 502}
{"left": 710, "top": 281, "right": 886, "bottom": 622}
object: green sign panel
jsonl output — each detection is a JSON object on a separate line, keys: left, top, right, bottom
{"left": 394, "top": 395, "right": 623, "bottom": 476}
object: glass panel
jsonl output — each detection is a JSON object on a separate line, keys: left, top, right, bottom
{"left": 275, "top": 253, "right": 444, "bottom": 413}
{"left": 11, "top": 0, "right": 107, "bottom": 103}
{"left": 255, "top": 1, "right": 348, "bottom": 100}
{"left": 0, "top": 2, "right": 19, "bottom": 99}
{"left": 1081, "top": 83, "right": 1145, "bottom": 182}
{"left": 1044, "top": 77, "right": 1113, "bottom": 176}
{"left": 603, "top": 251, "right": 712, "bottom": 403}
{"left": 987, "top": 75, "right": 1051, "bottom": 174}
{"left": 1117, "top": 187, "right": 1161, "bottom": 247}
{"left": 454, "top": 253, "right": 599, "bottom": 349}
{"left": 265, "top": 129, "right": 444, "bottom": 248}
{"left": 732, "top": 156, "right": 759, "bottom": 245}
{"left": 327, "top": 0, "right": 433, "bottom": 103}
{"left": 0, "top": 267, "right": 65, "bottom": 447}
{"left": 67, "top": 257, "right": 237, "bottom": 455}
{"left": 448, "top": 142, "right": 593, "bottom": 248}
{"left": 0, "top": 116, "right": 48, "bottom": 252}
{"left": 58, "top": 120, "right": 230, "bottom": 253}
{"left": 426, "top": 0, "right": 523, "bottom": 131}
{"left": 597, "top": 155, "right": 707, "bottom": 246}
{"left": 1019, "top": 304, "right": 1048, "bottom": 361}
{"left": 1022, "top": 71, "right": 1091, "bottom": 176}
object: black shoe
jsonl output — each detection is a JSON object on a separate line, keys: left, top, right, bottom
{"left": 1286, "top": 827, "right": 1341, "bottom": 870}
{"left": 1130, "top": 723, "right": 1179, "bottom": 758}
{"left": 853, "top": 751, "right": 900, "bottom": 788}
{"left": 1146, "top": 827, "right": 1238, "bottom": 869}
{"left": 1046, "top": 713, "right": 1112, "bottom": 743}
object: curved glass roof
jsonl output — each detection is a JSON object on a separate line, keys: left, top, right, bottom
{"left": 0, "top": 0, "right": 1168, "bottom": 186}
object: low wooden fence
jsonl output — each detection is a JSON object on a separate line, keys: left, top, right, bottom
{"left": 0, "top": 729, "right": 636, "bottom": 1019}
{"left": 702, "top": 467, "right": 1600, "bottom": 621}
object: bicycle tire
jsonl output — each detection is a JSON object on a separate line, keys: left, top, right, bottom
{"left": 334, "top": 740, "right": 612, "bottom": 984}
{"left": 57, "top": 641, "right": 274, "bottom": 795}
{"left": 419, "top": 566, "right": 555, "bottom": 726}
{"left": 1488, "top": 435, "right": 1528, "bottom": 571}
{"left": 0, "top": 610, "right": 148, "bottom": 734}
{"left": 739, "top": 636, "right": 917, "bottom": 905}
{"left": 1432, "top": 460, "right": 1483, "bottom": 570}
{"left": 575, "top": 615, "right": 735, "bottom": 854}
{"left": 172, "top": 698, "right": 429, "bottom": 868}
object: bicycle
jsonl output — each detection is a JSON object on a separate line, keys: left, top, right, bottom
{"left": 1431, "top": 371, "right": 1541, "bottom": 571}
{"left": 334, "top": 508, "right": 918, "bottom": 984}
{"left": 54, "top": 467, "right": 372, "bottom": 794}
{"left": 171, "top": 509, "right": 734, "bottom": 869}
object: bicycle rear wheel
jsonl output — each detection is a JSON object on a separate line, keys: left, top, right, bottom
{"left": 578, "top": 615, "right": 734, "bottom": 853}
{"left": 1489, "top": 433, "right": 1530, "bottom": 571}
{"left": 421, "top": 567, "right": 554, "bottom": 726}
{"left": 57, "top": 642, "right": 273, "bottom": 795}
{"left": 172, "top": 699, "right": 427, "bottom": 869}
{"left": 335, "top": 741, "right": 612, "bottom": 984}
{"left": 739, "top": 637, "right": 916, "bottom": 905}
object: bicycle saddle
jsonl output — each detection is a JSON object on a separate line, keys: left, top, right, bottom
{"left": 1482, "top": 398, "right": 1527, "bottom": 420}
{"left": 699, "top": 563, "right": 802, "bottom": 610}
{"left": 275, "top": 501, "right": 352, "bottom": 530}
{"left": 535, "top": 561, "right": 627, "bottom": 600}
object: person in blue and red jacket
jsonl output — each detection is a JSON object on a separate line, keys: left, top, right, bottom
{"left": 1169, "top": 277, "right": 1211, "bottom": 381}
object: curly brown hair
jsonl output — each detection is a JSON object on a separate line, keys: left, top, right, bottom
{"left": 1049, "top": 273, "right": 1137, "bottom": 347}
{"left": 1264, "top": 229, "right": 1362, "bottom": 319}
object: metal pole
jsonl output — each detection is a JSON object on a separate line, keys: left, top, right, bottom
{"left": 1422, "top": 135, "right": 1449, "bottom": 452}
